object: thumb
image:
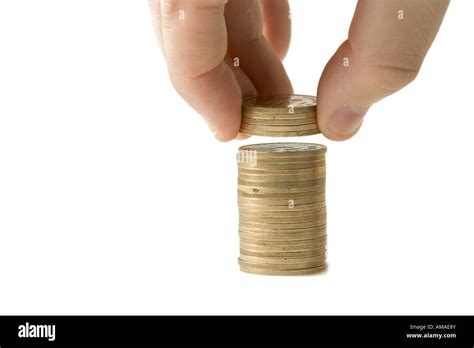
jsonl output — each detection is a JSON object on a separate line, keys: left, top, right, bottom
{"left": 317, "top": 0, "right": 449, "bottom": 141}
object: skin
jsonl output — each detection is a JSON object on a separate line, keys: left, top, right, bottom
{"left": 149, "top": 0, "right": 449, "bottom": 141}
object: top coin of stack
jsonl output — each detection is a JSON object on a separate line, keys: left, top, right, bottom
{"left": 240, "top": 95, "right": 320, "bottom": 137}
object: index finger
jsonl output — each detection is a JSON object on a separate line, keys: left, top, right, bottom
{"left": 155, "top": 0, "right": 242, "bottom": 141}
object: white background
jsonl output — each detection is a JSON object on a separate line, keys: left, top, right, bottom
{"left": 0, "top": 0, "right": 473, "bottom": 315}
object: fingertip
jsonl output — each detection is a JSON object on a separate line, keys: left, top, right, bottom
{"left": 319, "top": 105, "right": 368, "bottom": 141}
{"left": 214, "top": 131, "right": 237, "bottom": 142}
{"left": 205, "top": 117, "right": 240, "bottom": 142}
{"left": 235, "top": 133, "right": 250, "bottom": 141}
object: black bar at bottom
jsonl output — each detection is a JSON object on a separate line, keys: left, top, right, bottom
{"left": 0, "top": 316, "right": 473, "bottom": 346}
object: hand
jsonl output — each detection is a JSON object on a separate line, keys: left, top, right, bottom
{"left": 149, "top": 0, "right": 449, "bottom": 141}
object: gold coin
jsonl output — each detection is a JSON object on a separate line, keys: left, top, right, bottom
{"left": 239, "top": 213, "right": 325, "bottom": 221}
{"left": 238, "top": 188, "right": 324, "bottom": 196}
{"left": 239, "top": 255, "right": 326, "bottom": 268}
{"left": 239, "top": 198, "right": 326, "bottom": 207}
{"left": 239, "top": 224, "right": 326, "bottom": 235}
{"left": 238, "top": 203, "right": 326, "bottom": 211}
{"left": 238, "top": 200, "right": 326, "bottom": 211}
{"left": 241, "top": 112, "right": 315, "bottom": 120}
{"left": 239, "top": 230, "right": 327, "bottom": 239}
{"left": 240, "top": 234, "right": 326, "bottom": 245}
{"left": 239, "top": 142, "right": 326, "bottom": 154}
{"left": 236, "top": 152, "right": 326, "bottom": 161}
{"left": 239, "top": 264, "right": 327, "bottom": 276}
{"left": 240, "top": 243, "right": 326, "bottom": 253}
{"left": 238, "top": 167, "right": 326, "bottom": 176}
{"left": 240, "top": 142, "right": 324, "bottom": 152}
{"left": 238, "top": 161, "right": 326, "bottom": 170}
{"left": 239, "top": 244, "right": 326, "bottom": 254}
{"left": 238, "top": 171, "right": 325, "bottom": 179}
{"left": 237, "top": 156, "right": 325, "bottom": 165}
{"left": 238, "top": 179, "right": 325, "bottom": 188}
{"left": 240, "top": 121, "right": 318, "bottom": 132}
{"left": 238, "top": 164, "right": 325, "bottom": 171}
{"left": 238, "top": 202, "right": 326, "bottom": 210}
{"left": 239, "top": 248, "right": 327, "bottom": 257}
{"left": 238, "top": 164, "right": 326, "bottom": 172}
{"left": 242, "top": 94, "right": 316, "bottom": 110}
{"left": 240, "top": 234, "right": 326, "bottom": 242}
{"left": 239, "top": 218, "right": 326, "bottom": 228}
{"left": 238, "top": 189, "right": 325, "bottom": 197}
{"left": 240, "top": 188, "right": 325, "bottom": 196}
{"left": 239, "top": 166, "right": 326, "bottom": 181}
{"left": 238, "top": 178, "right": 325, "bottom": 187}
{"left": 238, "top": 258, "right": 325, "bottom": 270}
{"left": 239, "top": 193, "right": 325, "bottom": 201}
{"left": 239, "top": 253, "right": 326, "bottom": 264}
{"left": 239, "top": 222, "right": 327, "bottom": 230}
{"left": 240, "top": 123, "right": 319, "bottom": 131}
{"left": 241, "top": 235, "right": 326, "bottom": 246}
{"left": 239, "top": 232, "right": 327, "bottom": 242}
{"left": 240, "top": 248, "right": 326, "bottom": 258}
{"left": 239, "top": 207, "right": 326, "bottom": 218}
{"left": 241, "top": 117, "right": 317, "bottom": 126}
{"left": 238, "top": 184, "right": 325, "bottom": 194}
{"left": 239, "top": 260, "right": 326, "bottom": 271}
{"left": 239, "top": 128, "right": 320, "bottom": 137}
{"left": 239, "top": 233, "right": 326, "bottom": 243}
{"left": 239, "top": 174, "right": 326, "bottom": 182}
{"left": 239, "top": 211, "right": 326, "bottom": 223}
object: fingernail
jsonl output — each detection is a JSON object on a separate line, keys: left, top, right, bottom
{"left": 328, "top": 106, "right": 369, "bottom": 135}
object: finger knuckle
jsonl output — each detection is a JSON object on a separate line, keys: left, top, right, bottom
{"left": 367, "top": 52, "right": 423, "bottom": 92}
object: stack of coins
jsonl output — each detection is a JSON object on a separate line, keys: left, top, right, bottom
{"left": 240, "top": 95, "right": 320, "bottom": 137}
{"left": 236, "top": 143, "right": 327, "bottom": 275}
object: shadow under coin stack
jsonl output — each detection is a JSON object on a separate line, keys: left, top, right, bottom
{"left": 237, "top": 142, "right": 327, "bottom": 275}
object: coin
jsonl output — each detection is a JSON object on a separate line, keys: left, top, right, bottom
{"left": 241, "top": 117, "right": 317, "bottom": 126}
{"left": 241, "top": 235, "right": 326, "bottom": 246}
{"left": 242, "top": 95, "right": 316, "bottom": 110}
{"left": 238, "top": 168, "right": 324, "bottom": 175}
{"left": 239, "top": 219, "right": 326, "bottom": 229}
{"left": 240, "top": 234, "right": 326, "bottom": 245}
{"left": 238, "top": 167, "right": 326, "bottom": 176}
{"left": 238, "top": 161, "right": 326, "bottom": 171}
{"left": 239, "top": 129, "right": 319, "bottom": 137}
{"left": 240, "top": 142, "right": 326, "bottom": 153}
{"left": 239, "top": 208, "right": 326, "bottom": 218}
{"left": 238, "top": 200, "right": 326, "bottom": 210}
{"left": 239, "top": 264, "right": 328, "bottom": 276}
{"left": 240, "top": 243, "right": 326, "bottom": 253}
{"left": 241, "top": 112, "right": 315, "bottom": 119}
{"left": 239, "top": 212, "right": 326, "bottom": 223}
{"left": 240, "top": 249, "right": 327, "bottom": 258}
{"left": 238, "top": 185, "right": 325, "bottom": 196}
{"left": 238, "top": 258, "right": 325, "bottom": 270}
{"left": 238, "top": 178, "right": 325, "bottom": 187}
{"left": 238, "top": 159, "right": 326, "bottom": 167}
{"left": 239, "top": 232, "right": 327, "bottom": 242}
{"left": 239, "top": 253, "right": 326, "bottom": 263}
{"left": 240, "top": 123, "right": 319, "bottom": 131}
{"left": 238, "top": 189, "right": 325, "bottom": 197}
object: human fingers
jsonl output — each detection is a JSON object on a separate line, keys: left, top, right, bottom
{"left": 317, "top": 0, "right": 449, "bottom": 141}
{"left": 258, "top": 0, "right": 291, "bottom": 60}
{"left": 224, "top": 0, "right": 293, "bottom": 96}
{"left": 158, "top": 0, "right": 242, "bottom": 141}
